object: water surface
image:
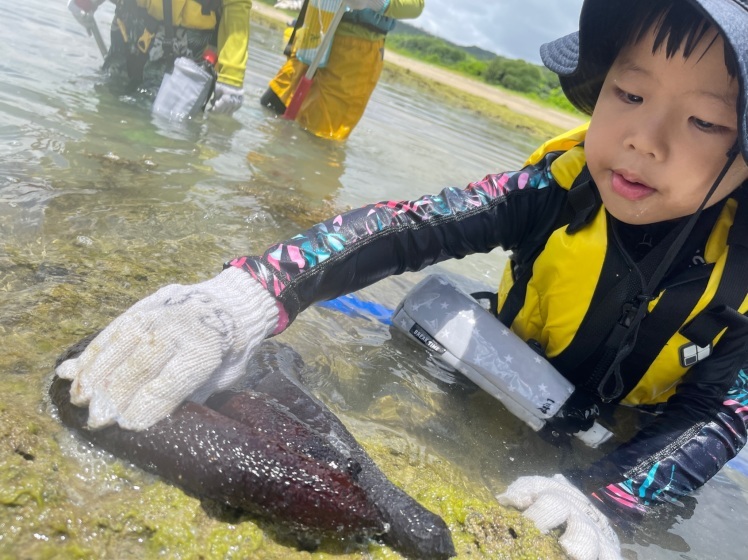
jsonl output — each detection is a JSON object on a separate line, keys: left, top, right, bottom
{"left": 1, "top": 2, "right": 746, "bottom": 559}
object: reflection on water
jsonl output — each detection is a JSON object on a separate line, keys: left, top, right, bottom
{"left": 2, "top": 1, "right": 747, "bottom": 559}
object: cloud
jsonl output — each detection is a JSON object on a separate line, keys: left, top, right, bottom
{"left": 409, "top": 0, "right": 583, "bottom": 63}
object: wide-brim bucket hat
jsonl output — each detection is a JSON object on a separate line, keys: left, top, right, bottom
{"left": 541, "top": 0, "right": 748, "bottom": 161}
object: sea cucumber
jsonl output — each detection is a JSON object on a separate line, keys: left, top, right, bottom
{"left": 51, "top": 337, "right": 455, "bottom": 558}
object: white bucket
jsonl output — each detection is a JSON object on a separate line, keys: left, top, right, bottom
{"left": 152, "top": 57, "right": 214, "bottom": 121}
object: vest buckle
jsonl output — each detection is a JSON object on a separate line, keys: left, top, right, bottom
{"left": 618, "top": 294, "right": 654, "bottom": 328}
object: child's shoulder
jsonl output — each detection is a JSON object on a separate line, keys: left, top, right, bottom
{"left": 522, "top": 124, "right": 590, "bottom": 193}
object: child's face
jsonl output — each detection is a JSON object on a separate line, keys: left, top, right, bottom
{"left": 585, "top": 27, "right": 748, "bottom": 225}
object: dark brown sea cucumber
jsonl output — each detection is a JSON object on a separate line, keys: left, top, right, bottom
{"left": 50, "top": 337, "right": 455, "bottom": 558}
{"left": 49, "top": 376, "right": 385, "bottom": 538}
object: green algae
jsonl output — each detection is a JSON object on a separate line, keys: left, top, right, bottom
{"left": 354, "top": 436, "right": 567, "bottom": 560}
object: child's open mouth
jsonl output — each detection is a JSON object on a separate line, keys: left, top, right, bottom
{"left": 611, "top": 170, "right": 656, "bottom": 201}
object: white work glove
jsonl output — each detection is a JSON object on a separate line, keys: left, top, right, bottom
{"left": 56, "top": 267, "right": 279, "bottom": 431}
{"left": 210, "top": 82, "right": 244, "bottom": 115}
{"left": 67, "top": 0, "right": 99, "bottom": 32}
{"left": 497, "top": 475, "right": 622, "bottom": 560}
{"left": 345, "top": 0, "right": 388, "bottom": 12}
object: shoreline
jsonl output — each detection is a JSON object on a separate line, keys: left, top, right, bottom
{"left": 251, "top": 2, "right": 586, "bottom": 136}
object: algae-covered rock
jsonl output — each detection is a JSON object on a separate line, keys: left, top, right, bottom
{"left": 1, "top": 392, "right": 567, "bottom": 559}
{"left": 354, "top": 436, "right": 567, "bottom": 560}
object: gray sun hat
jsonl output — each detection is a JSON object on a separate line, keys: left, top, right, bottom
{"left": 540, "top": 0, "right": 748, "bottom": 161}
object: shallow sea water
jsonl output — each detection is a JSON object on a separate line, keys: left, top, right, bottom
{"left": 1, "top": 2, "right": 747, "bottom": 559}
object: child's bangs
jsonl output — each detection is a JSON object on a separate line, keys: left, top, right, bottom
{"left": 624, "top": 0, "right": 738, "bottom": 78}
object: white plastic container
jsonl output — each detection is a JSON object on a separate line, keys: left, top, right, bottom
{"left": 152, "top": 57, "right": 214, "bottom": 121}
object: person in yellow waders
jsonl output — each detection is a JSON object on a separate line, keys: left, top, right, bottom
{"left": 261, "top": 0, "right": 425, "bottom": 140}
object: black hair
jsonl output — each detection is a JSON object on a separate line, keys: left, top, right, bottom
{"left": 616, "top": 0, "right": 738, "bottom": 78}
{"left": 552, "top": 0, "right": 743, "bottom": 119}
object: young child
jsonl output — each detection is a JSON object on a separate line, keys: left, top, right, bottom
{"left": 57, "top": 0, "right": 748, "bottom": 558}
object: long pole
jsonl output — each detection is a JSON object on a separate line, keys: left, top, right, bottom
{"left": 72, "top": 0, "right": 108, "bottom": 59}
{"left": 283, "top": 1, "right": 347, "bottom": 120}
{"left": 90, "top": 19, "right": 108, "bottom": 58}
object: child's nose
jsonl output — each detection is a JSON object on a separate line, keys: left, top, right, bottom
{"left": 624, "top": 119, "right": 668, "bottom": 161}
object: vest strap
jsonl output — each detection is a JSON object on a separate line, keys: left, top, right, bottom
{"left": 161, "top": 0, "right": 176, "bottom": 69}
{"left": 613, "top": 266, "right": 712, "bottom": 396}
{"left": 554, "top": 214, "right": 696, "bottom": 400}
{"left": 680, "top": 190, "right": 748, "bottom": 347}
{"left": 565, "top": 167, "right": 598, "bottom": 233}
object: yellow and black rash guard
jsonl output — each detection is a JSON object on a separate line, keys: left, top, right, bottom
{"left": 499, "top": 127, "right": 747, "bottom": 408}
{"left": 227, "top": 125, "right": 748, "bottom": 522}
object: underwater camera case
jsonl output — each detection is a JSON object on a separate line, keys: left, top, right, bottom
{"left": 393, "top": 274, "right": 612, "bottom": 447}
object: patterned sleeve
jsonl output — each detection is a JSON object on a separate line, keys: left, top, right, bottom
{"left": 228, "top": 152, "right": 563, "bottom": 333}
{"left": 579, "top": 346, "right": 748, "bottom": 522}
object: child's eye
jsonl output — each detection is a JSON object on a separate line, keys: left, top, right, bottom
{"left": 614, "top": 87, "right": 642, "bottom": 104}
{"left": 691, "top": 117, "right": 723, "bottom": 133}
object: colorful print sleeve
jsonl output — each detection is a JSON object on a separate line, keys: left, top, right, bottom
{"left": 228, "top": 151, "right": 563, "bottom": 332}
{"left": 579, "top": 344, "right": 748, "bottom": 523}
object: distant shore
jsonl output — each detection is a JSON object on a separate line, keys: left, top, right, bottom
{"left": 251, "top": 2, "right": 586, "bottom": 138}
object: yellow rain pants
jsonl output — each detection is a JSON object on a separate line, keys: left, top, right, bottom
{"left": 268, "top": 32, "right": 385, "bottom": 140}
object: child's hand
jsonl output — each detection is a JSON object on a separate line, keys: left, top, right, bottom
{"left": 56, "top": 267, "right": 279, "bottom": 431}
{"left": 497, "top": 474, "right": 621, "bottom": 560}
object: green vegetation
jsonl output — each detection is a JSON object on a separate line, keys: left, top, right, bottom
{"left": 255, "top": 1, "right": 581, "bottom": 116}
{"left": 385, "top": 33, "right": 580, "bottom": 115}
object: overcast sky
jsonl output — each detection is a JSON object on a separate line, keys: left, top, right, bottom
{"left": 410, "top": 0, "right": 585, "bottom": 64}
